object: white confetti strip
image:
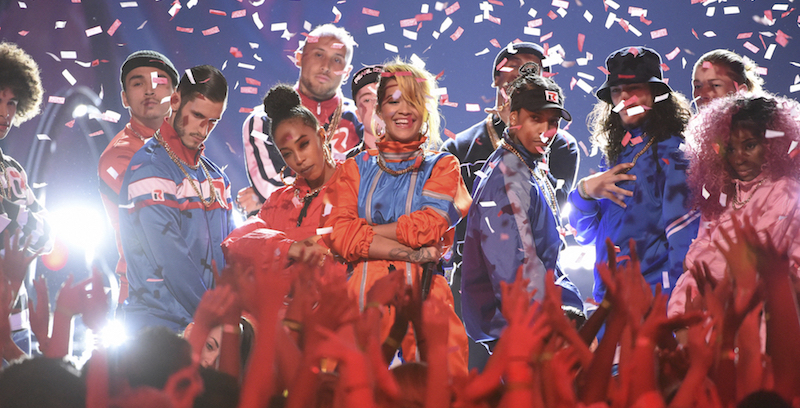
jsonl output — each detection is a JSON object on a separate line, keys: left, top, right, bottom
{"left": 576, "top": 79, "right": 593, "bottom": 94}
{"left": 702, "top": 186, "right": 710, "bottom": 199}
{"left": 706, "top": 7, "right": 715, "bottom": 17}
{"left": 719, "top": 192, "right": 727, "bottom": 207}
{"left": 403, "top": 29, "right": 418, "bottom": 40}
{"left": 576, "top": 72, "right": 595, "bottom": 81}
{"left": 475, "top": 48, "right": 490, "bottom": 56}
{"left": 270, "top": 22, "right": 286, "bottom": 31}
{"left": 604, "top": 0, "right": 620, "bottom": 9}
{"left": 85, "top": 26, "right": 102, "bottom": 37}
{"left": 524, "top": 26, "right": 540, "bottom": 36}
{"left": 384, "top": 43, "right": 398, "bottom": 53}
{"left": 773, "top": 4, "right": 789, "bottom": 11}
{"left": 479, "top": 201, "right": 497, "bottom": 207}
{"left": 604, "top": 12, "right": 616, "bottom": 29}
{"left": 654, "top": 93, "right": 669, "bottom": 103}
{"left": 120, "top": 1, "right": 137, "bottom": 7}
{"left": 626, "top": 106, "right": 645, "bottom": 116}
{"left": 37, "top": 134, "right": 51, "bottom": 141}
{"left": 661, "top": 271, "right": 670, "bottom": 289}
{"left": 484, "top": 217, "right": 495, "bottom": 233}
{"left": 60, "top": 51, "right": 77, "bottom": 59}
{"left": 367, "top": 24, "right": 385, "bottom": 35}
{"left": 252, "top": 12, "right": 263, "bottom": 30}
{"left": 62, "top": 69, "right": 76, "bottom": 85}
{"left": 789, "top": 141, "right": 798, "bottom": 154}
{"left": 316, "top": 227, "right": 333, "bottom": 235}
{"left": 528, "top": 8, "right": 537, "bottom": 18}
{"left": 612, "top": 100, "right": 626, "bottom": 113}
{"left": 723, "top": 6, "right": 739, "bottom": 14}
{"left": 238, "top": 63, "right": 255, "bottom": 70}
{"left": 765, "top": 130, "right": 785, "bottom": 138}
{"left": 106, "top": 166, "right": 119, "bottom": 180}
{"left": 55, "top": 21, "right": 66, "bottom": 29}
{"left": 583, "top": 10, "right": 593, "bottom": 22}
{"left": 440, "top": 17, "right": 453, "bottom": 33}
{"left": 765, "top": 44, "right": 776, "bottom": 60}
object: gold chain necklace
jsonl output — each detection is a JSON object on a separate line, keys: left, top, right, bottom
{"left": 500, "top": 140, "right": 558, "bottom": 218}
{"left": 731, "top": 179, "right": 766, "bottom": 210}
{"left": 618, "top": 134, "right": 656, "bottom": 174}
{"left": 154, "top": 130, "right": 218, "bottom": 207}
{"left": 376, "top": 152, "right": 420, "bottom": 176}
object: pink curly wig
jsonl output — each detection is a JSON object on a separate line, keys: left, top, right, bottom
{"left": 686, "top": 92, "right": 800, "bottom": 218}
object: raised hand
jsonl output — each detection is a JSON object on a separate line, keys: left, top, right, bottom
{"left": 366, "top": 267, "right": 405, "bottom": 307}
{"left": 163, "top": 364, "right": 204, "bottom": 408}
{"left": 0, "top": 231, "right": 41, "bottom": 298}
{"left": 82, "top": 270, "right": 109, "bottom": 332}
{"left": 421, "top": 296, "right": 450, "bottom": 348}
{"left": 579, "top": 163, "right": 637, "bottom": 208}
{"left": 27, "top": 276, "right": 50, "bottom": 350}
{"left": 55, "top": 275, "right": 90, "bottom": 318}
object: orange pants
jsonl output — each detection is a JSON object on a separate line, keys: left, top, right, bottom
{"left": 347, "top": 259, "right": 468, "bottom": 377}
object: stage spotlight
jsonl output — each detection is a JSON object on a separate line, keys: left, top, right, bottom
{"left": 560, "top": 244, "right": 596, "bottom": 271}
{"left": 49, "top": 206, "right": 106, "bottom": 264}
{"left": 71, "top": 104, "right": 88, "bottom": 118}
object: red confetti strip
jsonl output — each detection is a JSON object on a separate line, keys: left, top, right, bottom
{"left": 691, "top": 28, "right": 698, "bottom": 40}
{"left": 577, "top": 33, "right": 585, "bottom": 52}
{"left": 619, "top": 19, "right": 630, "bottom": 33}
{"left": 400, "top": 18, "right": 417, "bottom": 27}
{"left": 650, "top": 28, "right": 667, "bottom": 39}
{"left": 231, "top": 9, "right": 246, "bottom": 18}
{"left": 540, "top": 32, "right": 553, "bottom": 42}
{"left": 543, "top": 43, "right": 549, "bottom": 55}
{"left": 628, "top": 47, "right": 639, "bottom": 56}
{"left": 660, "top": 63, "right": 670, "bottom": 72}
{"left": 598, "top": 66, "right": 610, "bottom": 75}
{"left": 445, "top": 2, "right": 460, "bottom": 15}
{"left": 65, "top": 119, "right": 75, "bottom": 128}
{"left": 621, "top": 131, "right": 632, "bottom": 146}
{"left": 444, "top": 128, "right": 456, "bottom": 139}
{"left": 240, "top": 87, "right": 258, "bottom": 94}
{"left": 152, "top": 77, "right": 168, "bottom": 84}
{"left": 91, "top": 59, "right": 100, "bottom": 67}
{"left": 450, "top": 26, "right": 464, "bottom": 41}
{"left": 781, "top": 8, "right": 794, "bottom": 18}
{"left": 737, "top": 32, "right": 752, "bottom": 39}
{"left": 662, "top": 158, "right": 670, "bottom": 165}
{"left": 415, "top": 13, "right": 433, "bottom": 21}
{"left": 759, "top": 34, "right": 766, "bottom": 50}
{"left": 547, "top": 10, "right": 558, "bottom": 20}
{"left": 639, "top": 15, "right": 652, "bottom": 25}
{"left": 490, "top": 38, "right": 501, "bottom": 48}
{"left": 712, "top": 144, "right": 720, "bottom": 154}
{"left": 176, "top": 27, "right": 193, "bottom": 33}
{"left": 529, "top": 18, "right": 542, "bottom": 27}
{"left": 776, "top": 30, "right": 789, "bottom": 47}
{"left": 202, "top": 26, "right": 220, "bottom": 36}
{"left": 230, "top": 47, "right": 243, "bottom": 58}
{"left": 107, "top": 19, "right": 121, "bottom": 36}
{"left": 742, "top": 41, "right": 759, "bottom": 53}
{"left": 665, "top": 47, "right": 680, "bottom": 60}
{"left": 18, "top": 31, "right": 29, "bottom": 36}
{"left": 362, "top": 7, "right": 379, "bottom": 17}
{"left": 435, "top": 70, "right": 444, "bottom": 80}
{"left": 245, "top": 77, "right": 261, "bottom": 86}
{"left": 764, "top": 10, "right": 773, "bottom": 22}
{"left": 487, "top": 15, "right": 501, "bottom": 24}
{"left": 48, "top": 96, "right": 65, "bottom": 104}
{"left": 209, "top": 9, "right": 226, "bottom": 16}
{"left": 570, "top": 77, "right": 577, "bottom": 90}
{"left": 487, "top": 0, "right": 503, "bottom": 5}
{"left": 239, "top": 107, "right": 254, "bottom": 113}
{"left": 89, "top": 130, "right": 104, "bottom": 137}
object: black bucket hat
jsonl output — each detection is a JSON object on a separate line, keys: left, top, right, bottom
{"left": 596, "top": 46, "right": 672, "bottom": 104}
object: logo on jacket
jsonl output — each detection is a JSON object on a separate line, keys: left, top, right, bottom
{"left": 545, "top": 90, "right": 558, "bottom": 103}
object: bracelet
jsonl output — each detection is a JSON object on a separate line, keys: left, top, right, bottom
{"left": 578, "top": 179, "right": 595, "bottom": 201}
{"left": 223, "top": 323, "right": 240, "bottom": 334}
{"left": 282, "top": 318, "right": 303, "bottom": 332}
{"left": 383, "top": 336, "right": 401, "bottom": 350}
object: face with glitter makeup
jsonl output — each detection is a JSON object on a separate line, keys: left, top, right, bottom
{"left": 275, "top": 118, "right": 334, "bottom": 190}
{"left": 170, "top": 92, "right": 225, "bottom": 150}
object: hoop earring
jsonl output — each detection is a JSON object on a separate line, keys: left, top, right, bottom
{"left": 419, "top": 121, "right": 429, "bottom": 138}
{"left": 279, "top": 166, "right": 295, "bottom": 188}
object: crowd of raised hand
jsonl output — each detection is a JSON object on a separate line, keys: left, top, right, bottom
{"left": 1, "top": 215, "right": 798, "bottom": 408}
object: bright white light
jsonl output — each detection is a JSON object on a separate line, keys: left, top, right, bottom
{"left": 232, "top": 210, "right": 247, "bottom": 228}
{"left": 50, "top": 206, "right": 105, "bottom": 256}
{"left": 72, "top": 104, "right": 88, "bottom": 118}
{"left": 100, "top": 319, "right": 128, "bottom": 348}
{"left": 560, "top": 244, "right": 596, "bottom": 271}
{"left": 561, "top": 202, "right": 572, "bottom": 219}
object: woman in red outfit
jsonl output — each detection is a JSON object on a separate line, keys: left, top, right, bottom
{"left": 254, "top": 84, "right": 341, "bottom": 261}
{"left": 322, "top": 59, "right": 472, "bottom": 375}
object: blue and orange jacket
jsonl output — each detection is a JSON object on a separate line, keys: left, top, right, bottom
{"left": 120, "top": 120, "right": 235, "bottom": 332}
{"left": 322, "top": 138, "right": 472, "bottom": 307}
{"left": 461, "top": 136, "right": 583, "bottom": 344}
{"left": 568, "top": 127, "right": 699, "bottom": 302}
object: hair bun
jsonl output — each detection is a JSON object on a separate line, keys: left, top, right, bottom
{"left": 264, "top": 84, "right": 302, "bottom": 121}
{"left": 518, "top": 61, "right": 541, "bottom": 77}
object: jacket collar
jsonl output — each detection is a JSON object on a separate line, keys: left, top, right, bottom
{"left": 158, "top": 118, "right": 204, "bottom": 166}
{"left": 296, "top": 85, "right": 342, "bottom": 125}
